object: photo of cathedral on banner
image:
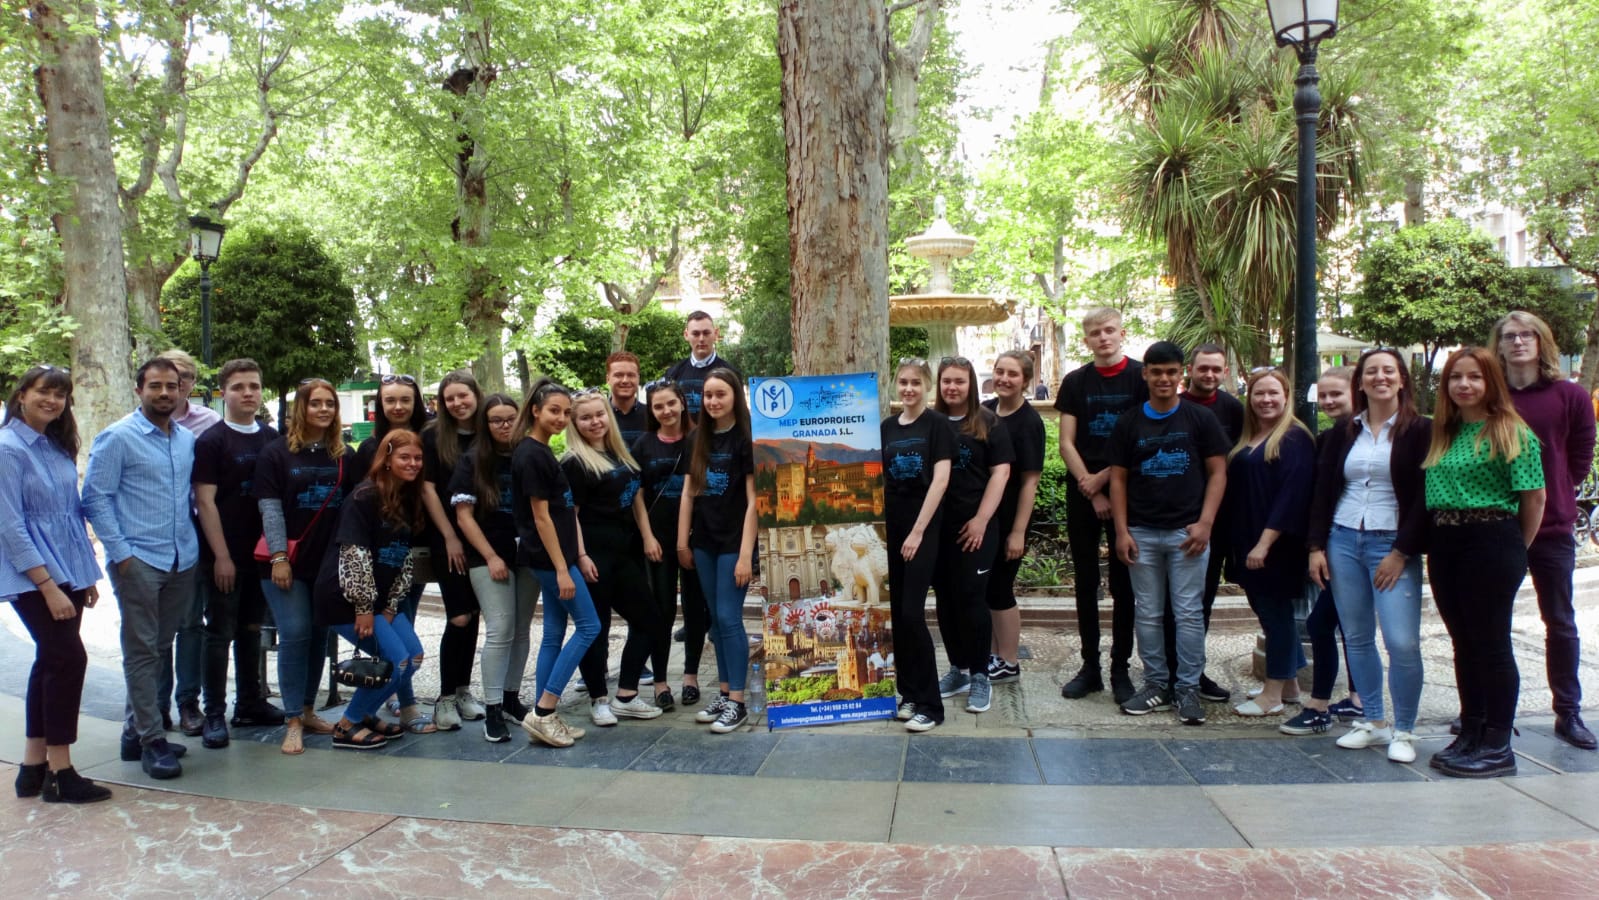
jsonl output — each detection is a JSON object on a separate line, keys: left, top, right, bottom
{"left": 750, "top": 373, "right": 896, "bottom": 729}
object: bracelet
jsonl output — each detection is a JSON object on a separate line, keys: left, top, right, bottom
{"left": 270, "top": 555, "right": 289, "bottom": 564}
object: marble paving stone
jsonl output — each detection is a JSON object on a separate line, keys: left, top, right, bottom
{"left": 1514, "top": 725, "right": 1599, "bottom": 775}
{"left": 1207, "top": 780, "right": 1599, "bottom": 847}
{"left": 628, "top": 728, "right": 780, "bottom": 776}
{"left": 383, "top": 725, "right": 541, "bottom": 763}
{"left": 1165, "top": 738, "right": 1343, "bottom": 785}
{"left": 1427, "top": 839, "right": 1599, "bottom": 899}
{"left": 1031, "top": 738, "right": 1194, "bottom": 786}
{"left": 758, "top": 733, "right": 905, "bottom": 782}
{"left": 564, "top": 772, "right": 896, "bottom": 842}
{"left": 1507, "top": 772, "right": 1599, "bottom": 832}
{"left": 890, "top": 783, "right": 1248, "bottom": 848}
{"left": 661, "top": 837, "right": 1066, "bottom": 899}
{"left": 901, "top": 736, "right": 1041, "bottom": 784}
{"left": 1291, "top": 736, "right": 1431, "bottom": 783}
{"left": 275, "top": 818, "right": 701, "bottom": 899}
{"left": 0, "top": 784, "right": 393, "bottom": 897}
{"left": 507, "top": 724, "right": 670, "bottom": 770}
{"left": 1056, "top": 846, "right": 1489, "bottom": 899}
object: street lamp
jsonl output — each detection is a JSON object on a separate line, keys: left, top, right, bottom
{"left": 188, "top": 214, "right": 227, "bottom": 391}
{"left": 1266, "top": 0, "right": 1338, "bottom": 430}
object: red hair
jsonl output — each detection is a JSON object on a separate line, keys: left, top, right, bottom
{"left": 366, "top": 428, "right": 426, "bottom": 531}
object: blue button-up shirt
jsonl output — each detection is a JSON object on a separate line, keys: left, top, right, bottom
{"left": 0, "top": 422, "right": 103, "bottom": 602}
{"left": 83, "top": 410, "right": 199, "bottom": 572}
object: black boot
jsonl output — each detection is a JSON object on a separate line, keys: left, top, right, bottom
{"left": 42, "top": 767, "right": 113, "bottom": 804}
{"left": 1440, "top": 725, "right": 1517, "bottom": 779}
{"left": 1429, "top": 716, "right": 1483, "bottom": 770}
{"left": 1061, "top": 665, "right": 1103, "bottom": 699}
{"left": 14, "top": 762, "right": 47, "bottom": 799}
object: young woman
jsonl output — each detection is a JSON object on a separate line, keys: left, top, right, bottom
{"left": 1307, "top": 349, "right": 1431, "bottom": 764}
{"left": 632, "top": 379, "right": 706, "bottom": 708}
{"left": 352, "top": 375, "right": 430, "bottom": 654}
{"left": 882, "top": 358, "right": 955, "bottom": 732}
{"left": 931, "top": 357, "right": 1013, "bottom": 715}
{"left": 0, "top": 365, "right": 110, "bottom": 803}
{"left": 452, "top": 394, "right": 534, "bottom": 742}
{"left": 982, "top": 350, "right": 1045, "bottom": 685}
{"left": 1424, "top": 348, "right": 1545, "bottom": 777}
{"left": 677, "top": 368, "right": 759, "bottom": 734}
{"left": 564, "top": 390, "right": 663, "bottom": 726}
{"left": 1224, "top": 369, "right": 1315, "bottom": 718}
{"left": 255, "top": 378, "right": 357, "bottom": 755}
{"left": 424, "top": 370, "right": 485, "bottom": 731}
{"left": 1284, "top": 366, "right": 1364, "bottom": 735}
{"left": 315, "top": 430, "right": 435, "bottom": 750}
{"left": 512, "top": 379, "right": 600, "bottom": 748}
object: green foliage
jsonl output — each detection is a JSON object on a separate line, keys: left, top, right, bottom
{"left": 160, "top": 225, "right": 366, "bottom": 395}
{"left": 531, "top": 307, "right": 688, "bottom": 390}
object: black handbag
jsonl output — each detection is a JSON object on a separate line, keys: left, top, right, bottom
{"left": 334, "top": 648, "right": 393, "bottom": 689}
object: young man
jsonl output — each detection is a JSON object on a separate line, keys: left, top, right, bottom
{"left": 1109, "top": 341, "right": 1229, "bottom": 725}
{"left": 1162, "top": 342, "right": 1243, "bottom": 702}
{"left": 192, "top": 359, "right": 286, "bottom": 749}
{"left": 83, "top": 357, "right": 200, "bottom": 779}
{"left": 1054, "top": 307, "right": 1147, "bottom": 703}
{"left": 1491, "top": 312, "right": 1596, "bottom": 750}
{"left": 607, "top": 351, "right": 648, "bottom": 448}
{"left": 663, "top": 310, "right": 742, "bottom": 418}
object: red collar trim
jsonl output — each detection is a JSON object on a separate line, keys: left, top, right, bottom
{"left": 1094, "top": 358, "right": 1129, "bottom": 377}
{"left": 1185, "top": 390, "right": 1218, "bottom": 406}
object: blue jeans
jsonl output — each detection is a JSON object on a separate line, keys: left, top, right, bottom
{"left": 1326, "top": 525, "right": 1423, "bottom": 731}
{"left": 1127, "top": 526, "right": 1208, "bottom": 691}
{"left": 332, "top": 613, "right": 423, "bottom": 723}
{"left": 260, "top": 578, "right": 328, "bottom": 712}
{"left": 530, "top": 566, "right": 600, "bottom": 701}
{"left": 693, "top": 549, "right": 750, "bottom": 692}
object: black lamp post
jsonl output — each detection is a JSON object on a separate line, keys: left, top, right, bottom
{"left": 188, "top": 214, "right": 226, "bottom": 394}
{"left": 1267, "top": 0, "right": 1338, "bottom": 430}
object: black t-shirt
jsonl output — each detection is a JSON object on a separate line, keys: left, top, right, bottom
{"left": 1183, "top": 389, "right": 1246, "bottom": 446}
{"left": 944, "top": 409, "right": 1016, "bottom": 522}
{"left": 563, "top": 451, "right": 642, "bottom": 541}
{"left": 252, "top": 440, "right": 357, "bottom": 582}
{"left": 689, "top": 426, "right": 754, "bottom": 554}
{"left": 664, "top": 355, "right": 744, "bottom": 419}
{"left": 612, "top": 401, "right": 648, "bottom": 450}
{"left": 447, "top": 448, "right": 517, "bottom": 566}
{"left": 983, "top": 398, "right": 1046, "bottom": 532}
{"left": 1108, "top": 400, "right": 1230, "bottom": 529}
{"left": 1055, "top": 360, "right": 1148, "bottom": 473}
{"left": 313, "top": 483, "right": 414, "bottom": 626}
{"left": 511, "top": 438, "right": 579, "bottom": 570}
{"left": 192, "top": 421, "right": 279, "bottom": 564}
{"left": 632, "top": 430, "right": 691, "bottom": 541}
{"left": 881, "top": 411, "right": 957, "bottom": 528}
{"left": 422, "top": 426, "right": 475, "bottom": 544}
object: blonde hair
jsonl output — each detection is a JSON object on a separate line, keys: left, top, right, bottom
{"left": 1489, "top": 311, "right": 1563, "bottom": 383}
{"left": 1231, "top": 369, "right": 1310, "bottom": 462}
{"left": 286, "top": 379, "right": 348, "bottom": 458}
{"left": 1081, "top": 307, "right": 1123, "bottom": 331}
{"left": 157, "top": 348, "right": 198, "bottom": 375}
{"left": 562, "top": 393, "right": 638, "bottom": 478}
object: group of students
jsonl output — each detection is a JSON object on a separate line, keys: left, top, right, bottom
{"left": 1050, "top": 306, "right": 1595, "bottom": 777}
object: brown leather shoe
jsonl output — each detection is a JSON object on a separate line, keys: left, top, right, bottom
{"left": 1555, "top": 714, "right": 1597, "bottom": 751}
{"left": 178, "top": 701, "right": 204, "bottom": 737}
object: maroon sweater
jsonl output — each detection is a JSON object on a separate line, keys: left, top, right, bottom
{"left": 1509, "top": 378, "right": 1596, "bottom": 539}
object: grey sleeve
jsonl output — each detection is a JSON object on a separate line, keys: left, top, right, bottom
{"left": 259, "top": 498, "right": 288, "bottom": 554}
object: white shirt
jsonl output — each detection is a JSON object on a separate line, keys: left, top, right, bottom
{"left": 1334, "top": 411, "right": 1400, "bottom": 533}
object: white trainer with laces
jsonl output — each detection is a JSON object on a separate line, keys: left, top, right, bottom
{"left": 1387, "top": 730, "right": 1418, "bottom": 763}
{"left": 1336, "top": 720, "right": 1394, "bottom": 749}
{"left": 591, "top": 700, "right": 619, "bottom": 727}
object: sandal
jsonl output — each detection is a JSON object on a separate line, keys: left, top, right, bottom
{"left": 281, "top": 719, "right": 305, "bottom": 756}
{"left": 1234, "top": 699, "right": 1286, "bottom": 717}
{"left": 332, "top": 722, "right": 388, "bottom": 750}
{"left": 301, "top": 711, "right": 336, "bottom": 735}
{"left": 398, "top": 707, "right": 438, "bottom": 734}
{"left": 362, "top": 716, "right": 405, "bottom": 738}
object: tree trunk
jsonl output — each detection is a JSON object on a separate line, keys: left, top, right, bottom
{"left": 33, "top": 0, "right": 133, "bottom": 446}
{"left": 126, "top": 257, "right": 178, "bottom": 358}
{"left": 886, "top": 0, "right": 942, "bottom": 169}
{"left": 779, "top": 0, "right": 891, "bottom": 411}
{"left": 446, "top": 10, "right": 505, "bottom": 394}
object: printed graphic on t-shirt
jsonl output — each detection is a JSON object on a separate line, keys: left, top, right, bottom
{"left": 1089, "top": 400, "right": 1132, "bottom": 438}
{"left": 1138, "top": 437, "right": 1193, "bottom": 478}
{"left": 954, "top": 441, "right": 974, "bottom": 470}
{"left": 703, "top": 452, "right": 733, "bottom": 496}
{"left": 291, "top": 465, "right": 341, "bottom": 508}
{"left": 377, "top": 540, "right": 410, "bottom": 570}
{"left": 886, "top": 445, "right": 925, "bottom": 482}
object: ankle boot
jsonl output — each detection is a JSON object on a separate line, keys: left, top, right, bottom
{"left": 42, "top": 767, "right": 113, "bottom": 804}
{"left": 1440, "top": 725, "right": 1517, "bottom": 779}
{"left": 1430, "top": 716, "right": 1483, "bottom": 770}
{"left": 14, "top": 762, "right": 47, "bottom": 798}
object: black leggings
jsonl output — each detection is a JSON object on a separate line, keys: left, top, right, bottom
{"left": 933, "top": 511, "right": 999, "bottom": 672}
{"left": 578, "top": 530, "right": 660, "bottom": 696}
{"left": 433, "top": 541, "right": 480, "bottom": 696}
{"left": 645, "top": 552, "right": 708, "bottom": 681}
{"left": 1306, "top": 587, "right": 1358, "bottom": 701}
{"left": 1429, "top": 517, "right": 1527, "bottom": 731}
{"left": 888, "top": 508, "right": 943, "bottom": 721}
{"left": 13, "top": 586, "right": 89, "bottom": 746}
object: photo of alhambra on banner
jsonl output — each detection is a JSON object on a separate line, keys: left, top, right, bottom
{"left": 748, "top": 374, "right": 896, "bottom": 729}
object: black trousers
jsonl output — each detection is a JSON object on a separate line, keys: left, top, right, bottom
{"left": 1306, "top": 587, "right": 1358, "bottom": 700}
{"left": 201, "top": 563, "right": 267, "bottom": 715}
{"left": 578, "top": 529, "right": 660, "bottom": 696}
{"left": 433, "top": 538, "right": 480, "bottom": 696}
{"left": 1429, "top": 518, "right": 1527, "bottom": 731}
{"left": 13, "top": 586, "right": 89, "bottom": 745}
{"left": 888, "top": 507, "right": 943, "bottom": 721}
{"left": 933, "top": 512, "right": 999, "bottom": 673}
{"left": 645, "top": 551, "right": 709, "bottom": 678}
{"left": 1065, "top": 485, "right": 1134, "bottom": 669}
{"left": 1527, "top": 532, "right": 1582, "bottom": 716}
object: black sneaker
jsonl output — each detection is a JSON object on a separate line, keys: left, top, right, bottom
{"left": 501, "top": 695, "right": 531, "bottom": 722}
{"left": 1120, "top": 684, "right": 1173, "bottom": 716}
{"left": 655, "top": 689, "right": 676, "bottom": 711}
{"left": 673, "top": 626, "right": 687, "bottom": 642}
{"left": 987, "top": 657, "right": 1021, "bottom": 684}
{"left": 710, "top": 701, "right": 748, "bottom": 734}
{"left": 230, "top": 699, "right": 287, "bottom": 728}
{"left": 1197, "top": 674, "right": 1229, "bottom": 703}
{"left": 201, "top": 713, "right": 230, "bottom": 749}
{"left": 895, "top": 699, "right": 917, "bottom": 721}
{"left": 483, "top": 706, "right": 510, "bottom": 743}
{"left": 1060, "top": 667, "right": 1103, "bottom": 699}
{"left": 1110, "top": 668, "right": 1137, "bottom": 705}
{"left": 1327, "top": 698, "right": 1364, "bottom": 722}
{"left": 1176, "top": 688, "right": 1206, "bottom": 725}
{"left": 1279, "top": 708, "right": 1333, "bottom": 735}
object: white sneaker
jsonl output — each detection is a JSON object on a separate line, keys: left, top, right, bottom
{"left": 590, "top": 700, "right": 618, "bottom": 727}
{"left": 1336, "top": 721, "right": 1394, "bottom": 749}
{"left": 611, "top": 694, "right": 664, "bottom": 719}
{"left": 1387, "top": 730, "right": 1417, "bottom": 763}
{"left": 433, "top": 695, "right": 462, "bottom": 731}
{"left": 454, "top": 688, "right": 486, "bottom": 721}
{"left": 520, "top": 712, "right": 574, "bottom": 748}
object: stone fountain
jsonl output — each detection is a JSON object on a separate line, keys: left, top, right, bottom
{"left": 889, "top": 196, "right": 1014, "bottom": 363}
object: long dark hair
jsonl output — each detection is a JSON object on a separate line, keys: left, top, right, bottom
{"left": 5, "top": 365, "right": 79, "bottom": 458}
{"left": 1347, "top": 348, "right": 1419, "bottom": 436}
{"left": 933, "top": 357, "right": 991, "bottom": 441}
{"left": 514, "top": 377, "right": 571, "bottom": 440}
{"left": 374, "top": 376, "right": 428, "bottom": 440}
{"left": 645, "top": 379, "right": 689, "bottom": 434}
{"left": 365, "top": 428, "right": 426, "bottom": 531}
{"left": 431, "top": 369, "right": 483, "bottom": 474}
{"left": 688, "top": 368, "right": 750, "bottom": 494}
{"left": 470, "top": 393, "right": 518, "bottom": 520}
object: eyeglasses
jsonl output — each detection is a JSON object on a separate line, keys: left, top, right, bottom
{"left": 486, "top": 414, "right": 518, "bottom": 427}
{"left": 1502, "top": 330, "right": 1539, "bottom": 345}
{"left": 177, "top": 371, "right": 197, "bottom": 383}
{"left": 381, "top": 374, "right": 418, "bottom": 385}
{"left": 940, "top": 357, "right": 971, "bottom": 368}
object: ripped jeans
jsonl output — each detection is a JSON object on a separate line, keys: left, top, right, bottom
{"left": 331, "top": 612, "right": 424, "bottom": 721}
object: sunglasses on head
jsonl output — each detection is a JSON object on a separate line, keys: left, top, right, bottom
{"left": 898, "top": 357, "right": 927, "bottom": 368}
{"left": 299, "top": 377, "right": 332, "bottom": 387}
{"left": 644, "top": 378, "right": 677, "bottom": 393}
{"left": 381, "top": 374, "right": 417, "bottom": 386}
{"left": 940, "top": 356, "right": 971, "bottom": 368}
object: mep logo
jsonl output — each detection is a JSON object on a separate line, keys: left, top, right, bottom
{"left": 755, "top": 379, "right": 795, "bottom": 419}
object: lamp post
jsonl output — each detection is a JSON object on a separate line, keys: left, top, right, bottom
{"left": 188, "top": 214, "right": 226, "bottom": 396}
{"left": 1267, "top": 0, "right": 1338, "bottom": 430}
